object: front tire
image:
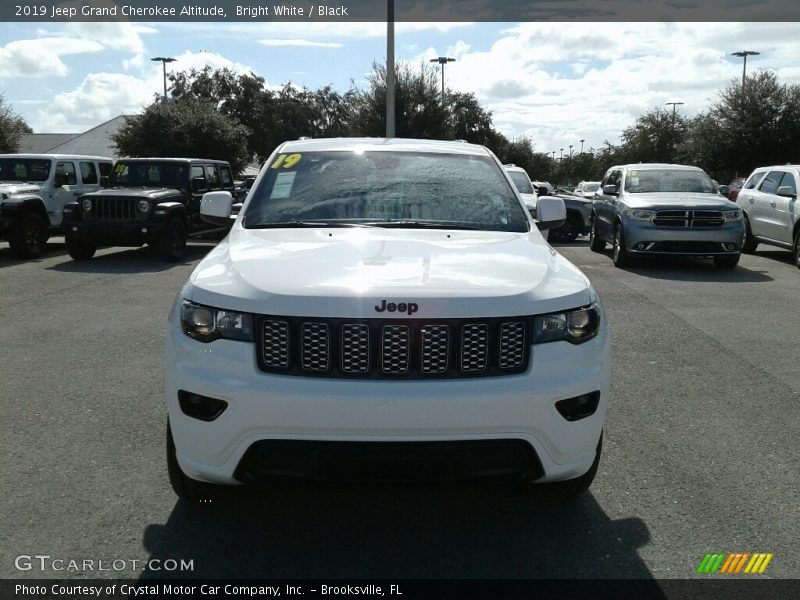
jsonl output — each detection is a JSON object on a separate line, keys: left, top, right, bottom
{"left": 65, "top": 234, "right": 97, "bottom": 260}
{"left": 551, "top": 214, "right": 581, "bottom": 243}
{"left": 157, "top": 218, "right": 187, "bottom": 262}
{"left": 9, "top": 212, "right": 47, "bottom": 258}
{"left": 793, "top": 229, "right": 800, "bottom": 269}
{"left": 589, "top": 216, "right": 605, "bottom": 252}
{"left": 741, "top": 217, "right": 758, "bottom": 254}
{"left": 166, "top": 421, "right": 222, "bottom": 502}
{"left": 714, "top": 254, "right": 740, "bottom": 270}
{"left": 612, "top": 223, "right": 631, "bottom": 268}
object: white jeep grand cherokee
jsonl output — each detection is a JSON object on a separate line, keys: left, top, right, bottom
{"left": 165, "top": 138, "right": 610, "bottom": 500}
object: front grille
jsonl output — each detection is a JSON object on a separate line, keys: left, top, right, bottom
{"left": 652, "top": 210, "right": 725, "bottom": 228}
{"left": 83, "top": 196, "right": 141, "bottom": 221}
{"left": 257, "top": 316, "right": 531, "bottom": 379}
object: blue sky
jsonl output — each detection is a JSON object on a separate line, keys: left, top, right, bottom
{"left": 1, "top": 21, "right": 799, "bottom": 154}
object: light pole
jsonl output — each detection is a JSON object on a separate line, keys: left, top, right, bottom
{"left": 665, "top": 101, "right": 684, "bottom": 130}
{"left": 731, "top": 50, "right": 760, "bottom": 89}
{"left": 386, "top": 0, "right": 395, "bottom": 138}
{"left": 429, "top": 56, "right": 456, "bottom": 105}
{"left": 559, "top": 148, "right": 563, "bottom": 160}
{"left": 151, "top": 56, "right": 176, "bottom": 99}
{"left": 579, "top": 139, "right": 585, "bottom": 154}
{"left": 568, "top": 144, "right": 573, "bottom": 159}
{"left": 551, "top": 151, "right": 556, "bottom": 160}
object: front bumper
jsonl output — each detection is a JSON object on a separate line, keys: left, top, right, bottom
{"left": 623, "top": 219, "right": 744, "bottom": 255}
{"left": 165, "top": 307, "right": 611, "bottom": 486}
{"left": 63, "top": 217, "right": 167, "bottom": 246}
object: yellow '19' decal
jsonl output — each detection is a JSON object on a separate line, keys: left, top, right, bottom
{"left": 270, "top": 154, "right": 302, "bottom": 169}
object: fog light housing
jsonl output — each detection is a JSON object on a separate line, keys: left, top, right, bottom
{"left": 178, "top": 390, "right": 228, "bottom": 421}
{"left": 555, "top": 391, "right": 600, "bottom": 422}
{"left": 723, "top": 242, "right": 737, "bottom": 251}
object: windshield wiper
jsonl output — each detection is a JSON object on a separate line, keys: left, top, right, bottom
{"left": 362, "top": 220, "right": 485, "bottom": 230}
{"left": 246, "top": 220, "right": 374, "bottom": 229}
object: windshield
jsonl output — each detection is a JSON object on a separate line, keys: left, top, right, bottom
{"left": 624, "top": 169, "right": 716, "bottom": 194}
{"left": 0, "top": 158, "right": 52, "bottom": 183}
{"left": 244, "top": 150, "right": 529, "bottom": 232}
{"left": 111, "top": 161, "right": 188, "bottom": 188}
{"left": 507, "top": 170, "right": 534, "bottom": 194}
{"left": 582, "top": 182, "right": 600, "bottom": 193}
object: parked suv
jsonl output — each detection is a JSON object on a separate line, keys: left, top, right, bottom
{"left": 63, "top": 158, "right": 236, "bottom": 261}
{"left": 165, "top": 138, "right": 609, "bottom": 501}
{"left": 590, "top": 163, "right": 745, "bottom": 269}
{"left": 0, "top": 154, "right": 112, "bottom": 258}
{"left": 574, "top": 181, "right": 601, "bottom": 199}
{"left": 736, "top": 165, "right": 799, "bottom": 268}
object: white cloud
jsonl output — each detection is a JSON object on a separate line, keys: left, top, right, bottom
{"left": 259, "top": 39, "right": 344, "bottom": 48}
{"left": 64, "top": 22, "right": 156, "bottom": 54}
{"left": 0, "top": 37, "right": 104, "bottom": 78}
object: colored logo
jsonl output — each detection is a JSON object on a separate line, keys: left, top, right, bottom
{"left": 696, "top": 553, "right": 773, "bottom": 575}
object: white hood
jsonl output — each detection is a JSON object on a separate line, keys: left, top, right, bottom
{"left": 186, "top": 227, "right": 593, "bottom": 318}
{"left": 0, "top": 182, "right": 41, "bottom": 197}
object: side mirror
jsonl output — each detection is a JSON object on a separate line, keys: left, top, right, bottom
{"left": 718, "top": 185, "right": 730, "bottom": 198}
{"left": 54, "top": 172, "right": 69, "bottom": 188}
{"left": 535, "top": 196, "right": 567, "bottom": 231}
{"left": 200, "top": 191, "right": 233, "bottom": 226}
{"left": 100, "top": 175, "right": 110, "bottom": 188}
{"left": 602, "top": 184, "right": 619, "bottom": 196}
{"left": 776, "top": 185, "right": 797, "bottom": 199}
{"left": 191, "top": 176, "right": 206, "bottom": 193}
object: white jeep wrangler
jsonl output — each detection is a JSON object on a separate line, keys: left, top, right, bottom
{"left": 0, "top": 154, "right": 113, "bottom": 258}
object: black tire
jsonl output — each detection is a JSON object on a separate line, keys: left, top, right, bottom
{"left": 612, "top": 222, "right": 632, "bottom": 268}
{"left": 713, "top": 254, "right": 740, "bottom": 270}
{"left": 551, "top": 214, "right": 581, "bottom": 243}
{"left": 589, "top": 216, "right": 605, "bottom": 252}
{"left": 741, "top": 217, "right": 758, "bottom": 254}
{"left": 9, "top": 212, "right": 47, "bottom": 258}
{"left": 65, "top": 234, "right": 97, "bottom": 261}
{"left": 793, "top": 229, "right": 800, "bottom": 269}
{"left": 157, "top": 218, "right": 187, "bottom": 262}
{"left": 166, "top": 421, "right": 222, "bottom": 502}
{"left": 547, "top": 434, "right": 603, "bottom": 497}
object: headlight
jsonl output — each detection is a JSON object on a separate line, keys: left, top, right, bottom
{"left": 625, "top": 209, "right": 654, "bottom": 221}
{"left": 533, "top": 304, "right": 600, "bottom": 345}
{"left": 137, "top": 199, "right": 151, "bottom": 213}
{"left": 181, "top": 300, "right": 254, "bottom": 343}
{"left": 723, "top": 209, "right": 742, "bottom": 221}
{"left": 82, "top": 198, "right": 92, "bottom": 211}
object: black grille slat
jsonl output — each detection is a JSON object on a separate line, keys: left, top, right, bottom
{"left": 84, "top": 196, "right": 140, "bottom": 222}
{"left": 259, "top": 317, "right": 530, "bottom": 379}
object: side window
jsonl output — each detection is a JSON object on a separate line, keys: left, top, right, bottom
{"left": 745, "top": 171, "right": 765, "bottom": 190}
{"left": 190, "top": 165, "right": 206, "bottom": 190}
{"left": 56, "top": 161, "right": 77, "bottom": 185}
{"left": 99, "top": 162, "right": 113, "bottom": 177}
{"left": 79, "top": 161, "right": 98, "bottom": 185}
{"left": 220, "top": 166, "right": 233, "bottom": 187}
{"left": 606, "top": 170, "right": 621, "bottom": 190}
{"left": 778, "top": 172, "right": 796, "bottom": 195}
{"left": 758, "top": 171, "right": 783, "bottom": 195}
{"left": 205, "top": 165, "right": 220, "bottom": 189}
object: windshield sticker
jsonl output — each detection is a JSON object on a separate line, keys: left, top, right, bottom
{"left": 629, "top": 170, "right": 638, "bottom": 177}
{"left": 115, "top": 164, "right": 126, "bottom": 174}
{"left": 270, "top": 171, "right": 297, "bottom": 199}
{"left": 270, "top": 153, "right": 302, "bottom": 170}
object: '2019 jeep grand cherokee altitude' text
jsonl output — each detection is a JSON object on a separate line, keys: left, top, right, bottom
{"left": 165, "top": 138, "right": 610, "bottom": 500}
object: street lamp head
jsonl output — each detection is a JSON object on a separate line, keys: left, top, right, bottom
{"left": 430, "top": 56, "right": 456, "bottom": 64}
{"left": 151, "top": 56, "right": 177, "bottom": 63}
{"left": 731, "top": 50, "right": 760, "bottom": 58}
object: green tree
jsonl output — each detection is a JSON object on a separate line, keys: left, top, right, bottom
{"left": 0, "top": 93, "right": 32, "bottom": 153}
{"left": 112, "top": 96, "right": 250, "bottom": 174}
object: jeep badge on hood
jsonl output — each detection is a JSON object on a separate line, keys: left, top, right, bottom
{"left": 375, "top": 300, "right": 419, "bottom": 315}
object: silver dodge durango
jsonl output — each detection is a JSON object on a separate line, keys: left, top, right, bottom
{"left": 589, "top": 163, "right": 745, "bottom": 269}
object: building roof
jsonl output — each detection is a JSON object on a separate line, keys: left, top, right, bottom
{"left": 17, "top": 134, "right": 76, "bottom": 154}
{"left": 46, "top": 115, "right": 127, "bottom": 158}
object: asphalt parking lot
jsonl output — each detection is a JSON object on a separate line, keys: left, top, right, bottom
{"left": 1, "top": 237, "right": 799, "bottom": 581}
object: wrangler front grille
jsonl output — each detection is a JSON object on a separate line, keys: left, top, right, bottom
{"left": 82, "top": 196, "right": 141, "bottom": 221}
{"left": 652, "top": 210, "right": 725, "bottom": 228}
{"left": 256, "top": 316, "right": 530, "bottom": 379}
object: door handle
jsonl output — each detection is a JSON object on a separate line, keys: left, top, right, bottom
{"left": 770, "top": 202, "right": 777, "bottom": 208}
{"left": 749, "top": 198, "right": 754, "bottom": 204}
